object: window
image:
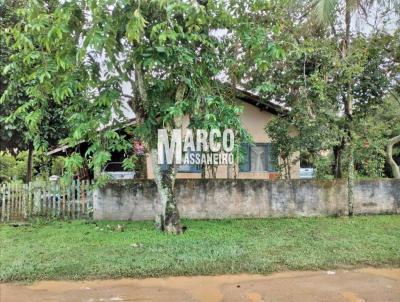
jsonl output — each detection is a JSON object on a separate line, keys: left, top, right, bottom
{"left": 239, "top": 143, "right": 278, "bottom": 172}
{"left": 178, "top": 151, "right": 201, "bottom": 173}
{"left": 160, "top": 149, "right": 201, "bottom": 173}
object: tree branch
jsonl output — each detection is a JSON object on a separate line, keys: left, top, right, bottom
{"left": 387, "top": 135, "right": 400, "bottom": 179}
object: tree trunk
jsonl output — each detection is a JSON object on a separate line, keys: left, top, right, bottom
{"left": 332, "top": 138, "right": 345, "bottom": 178}
{"left": 281, "top": 155, "right": 291, "bottom": 179}
{"left": 286, "top": 157, "right": 292, "bottom": 179}
{"left": 347, "top": 142, "right": 354, "bottom": 216}
{"left": 26, "top": 142, "right": 34, "bottom": 183}
{"left": 345, "top": 89, "right": 355, "bottom": 216}
{"left": 345, "top": 83, "right": 354, "bottom": 216}
{"left": 387, "top": 135, "right": 400, "bottom": 179}
{"left": 344, "top": 0, "right": 354, "bottom": 216}
{"left": 151, "top": 150, "right": 183, "bottom": 234}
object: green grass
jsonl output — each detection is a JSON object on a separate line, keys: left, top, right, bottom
{"left": 1, "top": 215, "right": 400, "bottom": 282}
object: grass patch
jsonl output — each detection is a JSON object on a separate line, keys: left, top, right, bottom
{"left": 1, "top": 215, "right": 400, "bottom": 282}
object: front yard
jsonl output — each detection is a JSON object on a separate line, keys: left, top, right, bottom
{"left": 1, "top": 215, "right": 399, "bottom": 282}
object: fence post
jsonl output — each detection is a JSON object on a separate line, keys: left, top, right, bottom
{"left": 12, "top": 183, "right": 16, "bottom": 220}
{"left": 28, "top": 182, "right": 33, "bottom": 217}
{"left": 45, "top": 182, "right": 53, "bottom": 217}
{"left": 56, "top": 181, "right": 60, "bottom": 217}
{"left": 14, "top": 183, "right": 18, "bottom": 219}
{"left": 9, "top": 183, "right": 14, "bottom": 220}
{"left": 71, "top": 180, "right": 76, "bottom": 219}
{"left": 76, "top": 180, "right": 81, "bottom": 218}
{"left": 12, "top": 183, "right": 15, "bottom": 220}
{"left": 81, "top": 180, "right": 86, "bottom": 216}
{"left": 19, "top": 183, "right": 23, "bottom": 218}
{"left": 39, "top": 182, "right": 43, "bottom": 217}
{"left": 32, "top": 182, "right": 40, "bottom": 215}
{"left": 22, "top": 184, "right": 27, "bottom": 219}
{"left": 86, "top": 180, "right": 91, "bottom": 216}
{"left": 66, "top": 182, "right": 71, "bottom": 218}
{"left": 61, "top": 183, "right": 66, "bottom": 217}
{"left": 1, "top": 184, "right": 6, "bottom": 222}
{"left": 41, "top": 182, "right": 45, "bottom": 216}
{"left": 6, "top": 183, "right": 10, "bottom": 221}
{"left": 83, "top": 180, "right": 86, "bottom": 217}
{"left": 51, "top": 180, "right": 55, "bottom": 217}
{"left": 88, "top": 180, "right": 93, "bottom": 217}
{"left": 21, "top": 184, "right": 24, "bottom": 217}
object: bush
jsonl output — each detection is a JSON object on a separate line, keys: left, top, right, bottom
{"left": 0, "top": 152, "right": 16, "bottom": 181}
{"left": 314, "top": 155, "right": 334, "bottom": 179}
{"left": 51, "top": 156, "right": 65, "bottom": 176}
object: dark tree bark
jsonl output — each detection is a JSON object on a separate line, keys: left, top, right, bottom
{"left": 332, "top": 138, "right": 346, "bottom": 178}
{"left": 151, "top": 150, "right": 182, "bottom": 234}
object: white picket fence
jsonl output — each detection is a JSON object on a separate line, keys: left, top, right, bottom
{"left": 0, "top": 180, "right": 93, "bottom": 222}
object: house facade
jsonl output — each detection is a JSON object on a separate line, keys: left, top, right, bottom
{"left": 145, "top": 92, "right": 300, "bottom": 180}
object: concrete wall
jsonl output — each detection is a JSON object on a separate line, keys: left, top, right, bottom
{"left": 93, "top": 179, "right": 400, "bottom": 220}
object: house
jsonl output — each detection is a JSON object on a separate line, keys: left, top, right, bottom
{"left": 146, "top": 89, "right": 300, "bottom": 180}
{"left": 48, "top": 89, "right": 300, "bottom": 180}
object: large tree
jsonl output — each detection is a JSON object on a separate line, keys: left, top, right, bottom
{"left": 313, "top": 0, "right": 400, "bottom": 213}
{"left": 2, "top": 0, "right": 273, "bottom": 233}
{"left": 1, "top": 0, "right": 70, "bottom": 182}
{"left": 256, "top": 1, "right": 400, "bottom": 214}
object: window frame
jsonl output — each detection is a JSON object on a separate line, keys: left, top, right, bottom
{"left": 239, "top": 143, "right": 278, "bottom": 173}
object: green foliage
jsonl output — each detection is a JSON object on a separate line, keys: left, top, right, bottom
{"left": 122, "top": 155, "right": 138, "bottom": 171}
{"left": 266, "top": 118, "right": 299, "bottom": 178}
{"left": 0, "top": 152, "right": 17, "bottom": 181}
{"left": 0, "top": 151, "right": 32, "bottom": 181}
{"left": 64, "top": 153, "right": 84, "bottom": 176}
{"left": 315, "top": 0, "right": 339, "bottom": 25}
{"left": 0, "top": 0, "right": 28, "bottom": 151}
{"left": 0, "top": 0, "right": 70, "bottom": 153}
{"left": 352, "top": 97, "right": 400, "bottom": 178}
{"left": 0, "top": 150, "right": 67, "bottom": 182}
{"left": 1, "top": 0, "right": 257, "bottom": 180}
{"left": 265, "top": 30, "right": 399, "bottom": 178}
{"left": 314, "top": 155, "right": 335, "bottom": 179}
{"left": 126, "top": 9, "right": 147, "bottom": 43}
{"left": 1, "top": 0, "right": 399, "bottom": 184}
{"left": 50, "top": 156, "right": 65, "bottom": 176}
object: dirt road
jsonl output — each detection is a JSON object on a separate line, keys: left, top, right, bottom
{"left": 1, "top": 268, "right": 399, "bottom": 302}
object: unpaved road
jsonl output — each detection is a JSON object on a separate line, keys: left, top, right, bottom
{"left": 1, "top": 268, "right": 399, "bottom": 302}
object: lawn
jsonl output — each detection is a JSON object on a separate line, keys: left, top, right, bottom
{"left": 0, "top": 215, "right": 399, "bottom": 282}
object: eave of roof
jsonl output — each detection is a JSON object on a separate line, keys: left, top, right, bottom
{"left": 47, "top": 119, "right": 136, "bottom": 156}
{"left": 234, "top": 88, "right": 287, "bottom": 115}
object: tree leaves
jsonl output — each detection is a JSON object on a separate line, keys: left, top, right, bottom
{"left": 126, "top": 9, "right": 147, "bottom": 43}
{"left": 314, "top": 0, "right": 338, "bottom": 25}
{"left": 64, "top": 152, "right": 84, "bottom": 174}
